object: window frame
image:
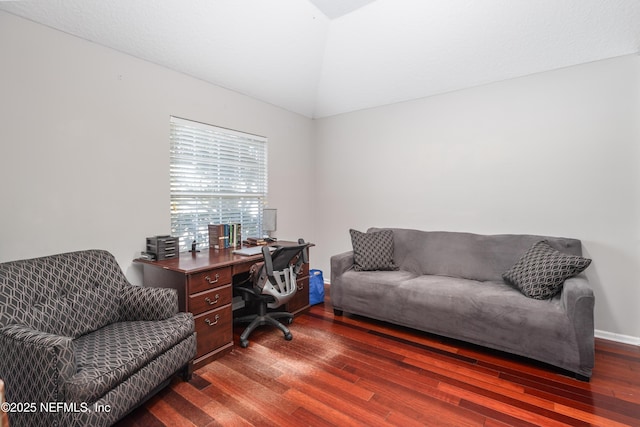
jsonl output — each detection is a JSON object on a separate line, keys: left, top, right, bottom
{"left": 169, "top": 116, "right": 268, "bottom": 251}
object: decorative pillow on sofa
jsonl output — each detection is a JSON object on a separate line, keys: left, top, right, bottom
{"left": 502, "top": 240, "right": 591, "bottom": 300}
{"left": 350, "top": 229, "right": 399, "bottom": 271}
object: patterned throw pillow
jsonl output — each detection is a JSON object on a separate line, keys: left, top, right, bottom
{"left": 350, "top": 229, "right": 399, "bottom": 271}
{"left": 502, "top": 240, "right": 591, "bottom": 300}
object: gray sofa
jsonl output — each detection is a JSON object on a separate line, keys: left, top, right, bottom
{"left": 330, "top": 228, "right": 595, "bottom": 380}
{"left": 0, "top": 250, "right": 197, "bottom": 426}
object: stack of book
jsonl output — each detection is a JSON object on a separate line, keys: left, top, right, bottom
{"left": 208, "top": 224, "right": 242, "bottom": 249}
{"left": 245, "top": 237, "right": 267, "bottom": 246}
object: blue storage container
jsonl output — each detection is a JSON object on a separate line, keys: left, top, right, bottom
{"left": 309, "top": 269, "right": 325, "bottom": 305}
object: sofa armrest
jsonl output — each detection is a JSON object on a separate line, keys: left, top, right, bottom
{"left": 0, "top": 324, "right": 75, "bottom": 404}
{"left": 119, "top": 286, "right": 179, "bottom": 321}
{"left": 330, "top": 251, "right": 354, "bottom": 283}
{"left": 561, "top": 273, "right": 595, "bottom": 377}
{"left": 330, "top": 251, "right": 355, "bottom": 311}
{"left": 561, "top": 274, "right": 594, "bottom": 318}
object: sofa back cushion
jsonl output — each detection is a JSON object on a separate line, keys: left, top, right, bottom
{"left": 350, "top": 229, "right": 399, "bottom": 271}
{"left": 369, "top": 228, "right": 583, "bottom": 282}
{"left": 0, "top": 250, "right": 126, "bottom": 338}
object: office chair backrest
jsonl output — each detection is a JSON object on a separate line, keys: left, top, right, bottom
{"left": 251, "top": 240, "right": 309, "bottom": 308}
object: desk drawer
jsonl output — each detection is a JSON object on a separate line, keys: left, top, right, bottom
{"left": 189, "top": 285, "right": 232, "bottom": 315}
{"left": 287, "top": 277, "right": 309, "bottom": 314}
{"left": 194, "top": 305, "right": 233, "bottom": 358}
{"left": 299, "top": 262, "right": 309, "bottom": 278}
{"left": 189, "top": 267, "right": 232, "bottom": 294}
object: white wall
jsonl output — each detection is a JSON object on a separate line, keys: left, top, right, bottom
{"left": 314, "top": 55, "right": 640, "bottom": 341}
{"left": 2, "top": 11, "right": 638, "bottom": 342}
{"left": 0, "top": 12, "right": 316, "bottom": 283}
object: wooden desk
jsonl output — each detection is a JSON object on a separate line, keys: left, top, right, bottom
{"left": 134, "top": 242, "right": 311, "bottom": 369}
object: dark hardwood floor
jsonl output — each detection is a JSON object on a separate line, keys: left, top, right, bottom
{"left": 116, "top": 288, "right": 640, "bottom": 426}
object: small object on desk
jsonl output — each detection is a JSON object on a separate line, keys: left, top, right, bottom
{"left": 262, "top": 208, "right": 277, "bottom": 240}
{"left": 245, "top": 237, "right": 267, "bottom": 246}
{"left": 233, "top": 246, "right": 277, "bottom": 256}
{"left": 139, "top": 251, "right": 156, "bottom": 261}
{"left": 146, "top": 235, "right": 177, "bottom": 260}
{"left": 189, "top": 240, "right": 200, "bottom": 253}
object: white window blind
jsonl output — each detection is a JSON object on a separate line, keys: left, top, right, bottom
{"left": 170, "top": 117, "right": 268, "bottom": 251}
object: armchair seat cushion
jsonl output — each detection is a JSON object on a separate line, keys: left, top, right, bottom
{"left": 65, "top": 312, "right": 193, "bottom": 403}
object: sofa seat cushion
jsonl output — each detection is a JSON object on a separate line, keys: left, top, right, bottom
{"left": 337, "top": 272, "right": 579, "bottom": 369}
{"left": 64, "top": 312, "right": 193, "bottom": 403}
{"left": 396, "top": 274, "right": 567, "bottom": 326}
{"left": 394, "top": 276, "right": 577, "bottom": 366}
{"left": 336, "top": 269, "right": 418, "bottom": 314}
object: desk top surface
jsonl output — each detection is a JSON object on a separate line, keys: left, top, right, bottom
{"left": 134, "top": 241, "right": 310, "bottom": 274}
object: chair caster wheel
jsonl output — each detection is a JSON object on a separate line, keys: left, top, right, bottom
{"left": 286, "top": 317, "right": 293, "bottom": 325}
{"left": 284, "top": 333, "right": 293, "bottom": 341}
{"left": 240, "top": 339, "right": 249, "bottom": 348}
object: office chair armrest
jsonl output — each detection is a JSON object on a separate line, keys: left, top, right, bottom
{"left": 235, "top": 285, "right": 259, "bottom": 300}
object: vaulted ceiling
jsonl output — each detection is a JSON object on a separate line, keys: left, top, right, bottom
{"left": 2, "top": 0, "right": 639, "bottom": 118}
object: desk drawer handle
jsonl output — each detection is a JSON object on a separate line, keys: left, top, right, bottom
{"left": 204, "top": 315, "right": 220, "bottom": 326}
{"left": 205, "top": 273, "right": 220, "bottom": 285}
{"left": 205, "top": 294, "right": 220, "bottom": 305}
{"left": 297, "top": 283, "right": 304, "bottom": 291}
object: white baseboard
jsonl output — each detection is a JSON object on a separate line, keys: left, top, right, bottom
{"left": 595, "top": 330, "right": 640, "bottom": 346}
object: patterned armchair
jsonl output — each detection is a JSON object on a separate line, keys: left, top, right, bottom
{"left": 0, "top": 250, "right": 196, "bottom": 427}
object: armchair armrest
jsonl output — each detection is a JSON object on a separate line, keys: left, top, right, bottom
{"left": 0, "top": 324, "right": 75, "bottom": 404}
{"left": 561, "top": 273, "right": 595, "bottom": 377}
{"left": 119, "top": 286, "right": 179, "bottom": 321}
{"left": 330, "top": 251, "right": 354, "bottom": 283}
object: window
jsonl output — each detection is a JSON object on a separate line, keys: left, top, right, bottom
{"left": 169, "top": 117, "right": 268, "bottom": 251}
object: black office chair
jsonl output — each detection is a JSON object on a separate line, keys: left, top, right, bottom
{"left": 234, "top": 239, "right": 309, "bottom": 348}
